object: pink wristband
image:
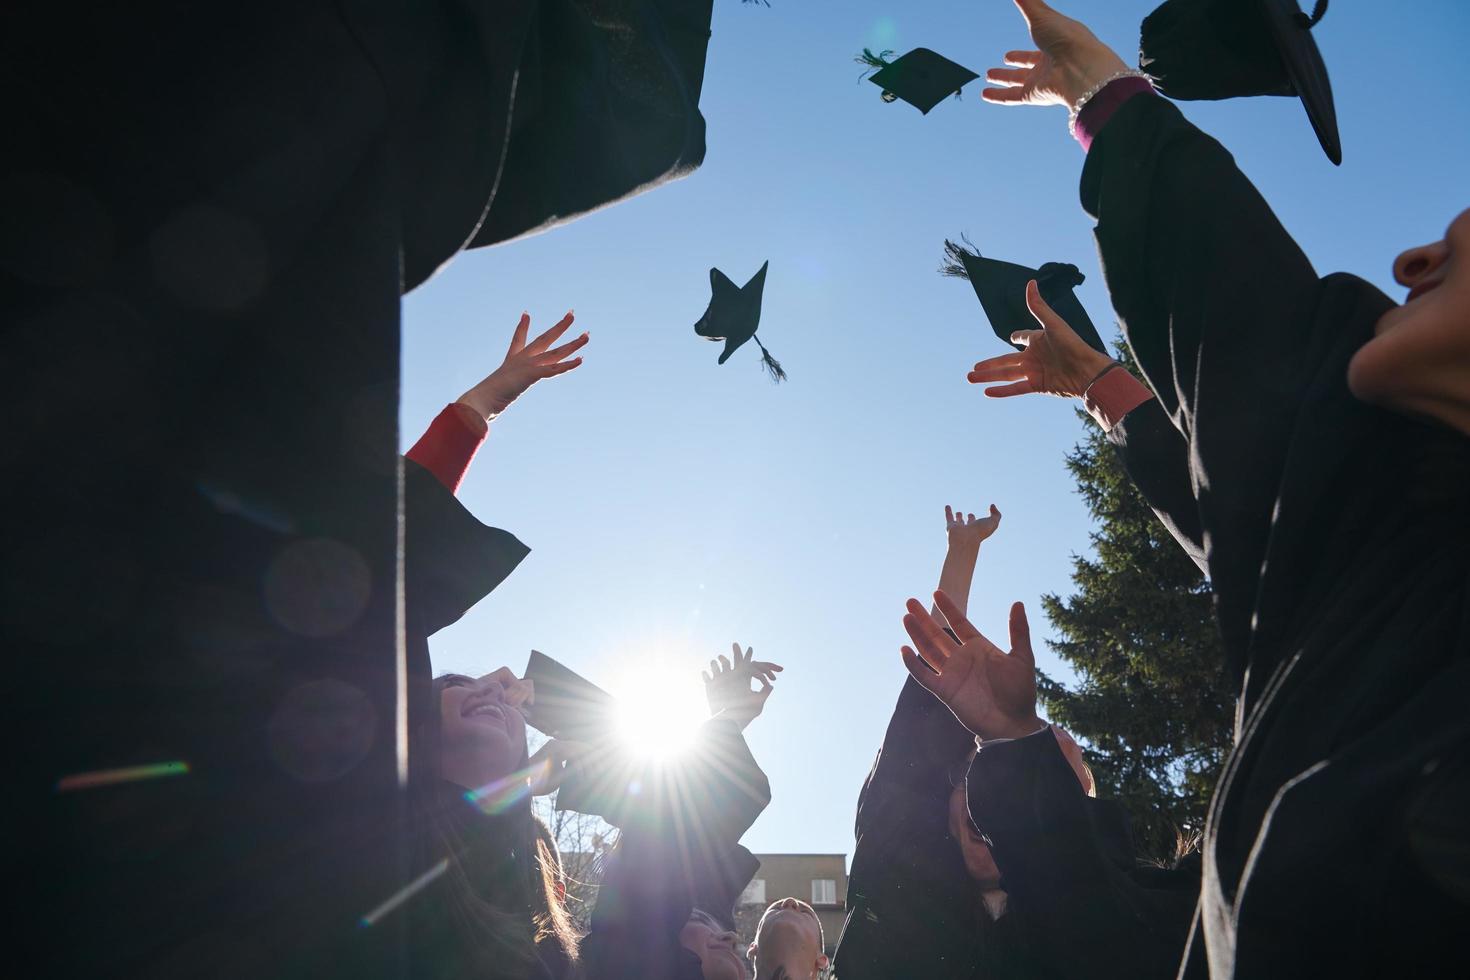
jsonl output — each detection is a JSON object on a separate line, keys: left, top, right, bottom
{"left": 1074, "top": 75, "right": 1157, "bottom": 152}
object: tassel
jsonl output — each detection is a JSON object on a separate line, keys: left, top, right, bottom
{"left": 855, "top": 48, "right": 895, "bottom": 80}
{"left": 753, "top": 336, "right": 787, "bottom": 383}
{"left": 939, "top": 235, "right": 981, "bottom": 279}
{"left": 742, "top": 0, "right": 771, "bottom": 6}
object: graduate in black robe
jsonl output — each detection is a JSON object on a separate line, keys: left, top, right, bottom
{"left": 839, "top": 508, "right": 1197, "bottom": 980}
{"left": 580, "top": 651, "right": 778, "bottom": 980}
{"left": 3, "top": 2, "right": 715, "bottom": 974}
{"left": 970, "top": 2, "right": 1470, "bottom": 975}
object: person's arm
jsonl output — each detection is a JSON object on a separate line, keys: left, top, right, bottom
{"left": 981, "top": 0, "right": 1331, "bottom": 660}
{"left": 969, "top": 280, "right": 1205, "bottom": 569}
{"left": 405, "top": 310, "right": 588, "bottom": 494}
{"left": 931, "top": 504, "right": 1001, "bottom": 621}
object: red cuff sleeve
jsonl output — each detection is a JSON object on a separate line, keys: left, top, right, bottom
{"left": 404, "top": 403, "right": 488, "bottom": 494}
{"left": 1084, "top": 367, "right": 1154, "bottom": 432}
{"left": 1074, "top": 76, "right": 1157, "bottom": 152}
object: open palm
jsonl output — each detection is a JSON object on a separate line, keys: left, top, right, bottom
{"left": 901, "top": 590, "right": 1040, "bottom": 740}
{"left": 704, "top": 643, "right": 783, "bottom": 731}
{"left": 980, "top": 0, "right": 1129, "bottom": 110}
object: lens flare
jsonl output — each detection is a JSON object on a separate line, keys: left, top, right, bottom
{"left": 56, "top": 760, "right": 190, "bottom": 792}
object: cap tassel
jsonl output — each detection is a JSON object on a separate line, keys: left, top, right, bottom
{"left": 855, "top": 48, "right": 895, "bottom": 79}
{"left": 752, "top": 335, "right": 787, "bottom": 383}
{"left": 1295, "top": 0, "right": 1328, "bottom": 29}
{"left": 939, "top": 235, "right": 981, "bottom": 279}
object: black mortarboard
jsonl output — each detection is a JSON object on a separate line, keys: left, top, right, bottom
{"left": 941, "top": 238, "right": 1106, "bottom": 355}
{"left": 693, "top": 261, "right": 786, "bottom": 381}
{"left": 859, "top": 47, "right": 979, "bottom": 114}
{"left": 1140, "top": 0, "right": 1340, "bottom": 165}
{"left": 521, "top": 650, "right": 618, "bottom": 744}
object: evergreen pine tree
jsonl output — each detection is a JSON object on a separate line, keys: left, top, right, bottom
{"left": 1038, "top": 347, "right": 1235, "bottom": 862}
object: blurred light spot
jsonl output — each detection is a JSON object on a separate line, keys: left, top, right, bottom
{"left": 268, "top": 679, "right": 377, "bottom": 782}
{"left": 198, "top": 481, "right": 295, "bottom": 534}
{"left": 870, "top": 17, "right": 898, "bottom": 48}
{"left": 0, "top": 172, "right": 115, "bottom": 286}
{"left": 263, "top": 537, "right": 371, "bottom": 638}
{"left": 359, "top": 859, "right": 449, "bottom": 928}
{"left": 149, "top": 204, "right": 268, "bottom": 312}
{"left": 56, "top": 760, "right": 189, "bottom": 792}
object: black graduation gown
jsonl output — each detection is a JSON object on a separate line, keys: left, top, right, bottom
{"left": 1083, "top": 94, "right": 1470, "bottom": 978}
{"left": 964, "top": 728, "right": 1200, "bottom": 980}
{"left": 580, "top": 718, "right": 770, "bottom": 980}
{"left": 837, "top": 676, "right": 985, "bottom": 980}
{"left": 2, "top": 2, "right": 713, "bottom": 974}
{"left": 836, "top": 678, "right": 1195, "bottom": 980}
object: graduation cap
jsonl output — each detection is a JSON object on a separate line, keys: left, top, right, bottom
{"left": 521, "top": 650, "right": 618, "bottom": 744}
{"left": 941, "top": 237, "right": 1106, "bottom": 355}
{"left": 857, "top": 47, "right": 979, "bottom": 114}
{"left": 693, "top": 261, "right": 786, "bottom": 382}
{"left": 1140, "top": 0, "right": 1340, "bottom": 165}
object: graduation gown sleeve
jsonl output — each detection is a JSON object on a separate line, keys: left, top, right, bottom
{"left": 403, "top": 457, "right": 528, "bottom": 638}
{"left": 1080, "top": 93, "right": 1332, "bottom": 669}
{"left": 834, "top": 676, "right": 981, "bottom": 980}
{"left": 470, "top": 0, "right": 716, "bottom": 248}
{"left": 965, "top": 729, "right": 1199, "bottom": 980}
{"left": 1106, "top": 397, "right": 1207, "bottom": 573}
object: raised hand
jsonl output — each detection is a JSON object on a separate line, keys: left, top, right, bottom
{"left": 967, "top": 280, "right": 1115, "bottom": 399}
{"left": 980, "top": 0, "right": 1129, "bottom": 111}
{"left": 901, "top": 590, "right": 1042, "bottom": 741}
{"left": 527, "top": 738, "right": 591, "bottom": 797}
{"left": 703, "top": 643, "right": 783, "bottom": 731}
{"left": 457, "top": 311, "right": 588, "bottom": 420}
{"left": 945, "top": 504, "right": 1003, "bottom": 552}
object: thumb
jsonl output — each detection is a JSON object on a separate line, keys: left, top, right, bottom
{"left": 1013, "top": 0, "right": 1056, "bottom": 29}
{"left": 1024, "top": 279, "right": 1075, "bottom": 336}
{"left": 1009, "top": 601, "right": 1035, "bottom": 667}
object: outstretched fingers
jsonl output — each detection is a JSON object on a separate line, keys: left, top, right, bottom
{"left": 539, "top": 332, "right": 589, "bottom": 365}
{"left": 982, "top": 85, "right": 1031, "bottom": 105}
{"left": 900, "top": 646, "right": 940, "bottom": 692}
{"left": 985, "top": 67, "right": 1029, "bottom": 87}
{"left": 506, "top": 312, "right": 531, "bottom": 357}
{"left": 903, "top": 598, "right": 957, "bottom": 672}
{"left": 525, "top": 311, "right": 575, "bottom": 356}
{"left": 933, "top": 590, "right": 982, "bottom": 643}
{"left": 981, "top": 378, "right": 1039, "bottom": 398}
{"left": 1005, "top": 49, "right": 1042, "bottom": 67}
{"left": 969, "top": 352, "right": 1026, "bottom": 379}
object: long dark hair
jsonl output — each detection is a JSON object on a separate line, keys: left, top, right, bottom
{"left": 412, "top": 675, "right": 580, "bottom": 977}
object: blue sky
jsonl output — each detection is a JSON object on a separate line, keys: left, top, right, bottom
{"left": 403, "top": 0, "right": 1470, "bottom": 859}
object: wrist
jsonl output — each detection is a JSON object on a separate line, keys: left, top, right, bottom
{"left": 980, "top": 714, "right": 1045, "bottom": 742}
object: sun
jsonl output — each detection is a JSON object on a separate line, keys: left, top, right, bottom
{"left": 611, "top": 659, "right": 709, "bottom": 762}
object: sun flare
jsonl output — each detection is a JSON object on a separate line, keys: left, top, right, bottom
{"left": 612, "top": 660, "right": 709, "bottom": 762}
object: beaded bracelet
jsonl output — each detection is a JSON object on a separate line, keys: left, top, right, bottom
{"left": 1067, "top": 69, "right": 1152, "bottom": 137}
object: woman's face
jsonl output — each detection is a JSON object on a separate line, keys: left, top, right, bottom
{"left": 678, "top": 908, "right": 744, "bottom": 980}
{"left": 437, "top": 669, "right": 530, "bottom": 786}
{"left": 948, "top": 780, "right": 1002, "bottom": 889}
{"left": 1349, "top": 208, "right": 1470, "bottom": 434}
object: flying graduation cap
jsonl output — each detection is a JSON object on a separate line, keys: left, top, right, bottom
{"left": 857, "top": 47, "right": 979, "bottom": 114}
{"left": 941, "top": 237, "right": 1107, "bottom": 355}
{"left": 1140, "top": 0, "right": 1341, "bottom": 164}
{"left": 693, "top": 260, "right": 786, "bottom": 382}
